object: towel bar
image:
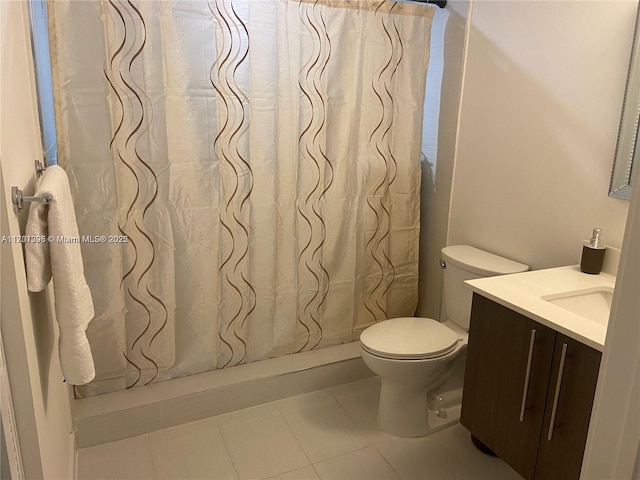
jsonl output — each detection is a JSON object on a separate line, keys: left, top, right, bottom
{"left": 11, "top": 186, "right": 52, "bottom": 214}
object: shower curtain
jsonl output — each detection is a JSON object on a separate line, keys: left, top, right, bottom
{"left": 47, "top": 0, "right": 433, "bottom": 397}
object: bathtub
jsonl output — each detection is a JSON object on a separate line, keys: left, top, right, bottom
{"left": 73, "top": 342, "right": 373, "bottom": 447}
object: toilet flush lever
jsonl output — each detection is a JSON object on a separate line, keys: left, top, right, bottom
{"left": 440, "top": 259, "right": 446, "bottom": 269}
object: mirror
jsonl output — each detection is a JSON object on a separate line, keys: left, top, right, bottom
{"left": 610, "top": 7, "right": 640, "bottom": 200}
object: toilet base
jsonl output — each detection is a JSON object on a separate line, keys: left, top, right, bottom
{"left": 377, "top": 381, "right": 461, "bottom": 437}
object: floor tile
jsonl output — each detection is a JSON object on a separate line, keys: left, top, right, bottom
{"left": 77, "top": 380, "right": 523, "bottom": 480}
{"left": 277, "top": 390, "right": 374, "bottom": 462}
{"left": 326, "top": 377, "right": 389, "bottom": 443}
{"left": 377, "top": 429, "right": 522, "bottom": 480}
{"left": 430, "top": 424, "right": 522, "bottom": 479}
{"left": 148, "top": 417, "right": 237, "bottom": 479}
{"left": 77, "top": 435, "right": 156, "bottom": 480}
{"left": 313, "top": 447, "right": 400, "bottom": 480}
{"left": 216, "top": 403, "right": 309, "bottom": 479}
{"left": 265, "top": 465, "right": 320, "bottom": 480}
{"left": 376, "top": 435, "right": 473, "bottom": 479}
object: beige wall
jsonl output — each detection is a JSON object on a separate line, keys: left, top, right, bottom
{"left": 448, "top": 0, "right": 635, "bottom": 270}
{"left": 417, "top": 0, "right": 470, "bottom": 319}
{"left": 446, "top": 2, "right": 640, "bottom": 473}
{"left": 582, "top": 165, "right": 640, "bottom": 479}
{"left": 1, "top": 1, "right": 75, "bottom": 478}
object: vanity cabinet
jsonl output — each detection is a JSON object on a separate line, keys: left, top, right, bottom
{"left": 460, "top": 294, "right": 601, "bottom": 480}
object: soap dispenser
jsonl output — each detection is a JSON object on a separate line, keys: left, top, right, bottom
{"left": 580, "top": 228, "right": 606, "bottom": 274}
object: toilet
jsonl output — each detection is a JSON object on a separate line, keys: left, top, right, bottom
{"left": 360, "top": 245, "right": 528, "bottom": 437}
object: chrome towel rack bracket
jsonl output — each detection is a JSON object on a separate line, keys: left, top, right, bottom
{"left": 35, "top": 159, "right": 46, "bottom": 178}
{"left": 10, "top": 160, "right": 51, "bottom": 214}
{"left": 11, "top": 186, "right": 52, "bottom": 215}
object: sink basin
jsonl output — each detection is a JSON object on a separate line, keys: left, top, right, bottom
{"left": 541, "top": 287, "right": 613, "bottom": 325}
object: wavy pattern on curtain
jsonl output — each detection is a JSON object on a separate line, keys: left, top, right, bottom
{"left": 365, "top": 1, "right": 404, "bottom": 321}
{"left": 208, "top": 0, "right": 255, "bottom": 368}
{"left": 296, "top": 0, "right": 333, "bottom": 352}
{"left": 47, "top": 0, "right": 433, "bottom": 397}
{"left": 103, "top": 0, "right": 167, "bottom": 388}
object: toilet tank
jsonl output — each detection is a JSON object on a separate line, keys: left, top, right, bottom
{"left": 441, "top": 245, "right": 529, "bottom": 330}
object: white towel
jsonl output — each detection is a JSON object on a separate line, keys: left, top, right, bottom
{"left": 25, "top": 165, "right": 95, "bottom": 385}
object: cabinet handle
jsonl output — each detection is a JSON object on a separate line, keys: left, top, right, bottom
{"left": 547, "top": 343, "right": 568, "bottom": 441}
{"left": 519, "top": 329, "right": 537, "bottom": 422}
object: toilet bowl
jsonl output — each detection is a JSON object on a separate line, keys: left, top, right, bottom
{"left": 360, "top": 318, "right": 468, "bottom": 436}
{"left": 360, "top": 245, "right": 528, "bottom": 437}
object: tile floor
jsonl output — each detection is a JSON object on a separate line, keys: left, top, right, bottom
{"left": 78, "top": 377, "right": 522, "bottom": 480}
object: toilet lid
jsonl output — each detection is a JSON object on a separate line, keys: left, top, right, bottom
{"left": 360, "top": 317, "right": 459, "bottom": 360}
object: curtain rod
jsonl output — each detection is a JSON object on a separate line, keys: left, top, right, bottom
{"left": 411, "top": 0, "right": 447, "bottom": 8}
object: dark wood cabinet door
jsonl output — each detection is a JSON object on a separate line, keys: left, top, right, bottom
{"left": 461, "top": 294, "right": 555, "bottom": 480}
{"left": 534, "top": 334, "right": 601, "bottom": 480}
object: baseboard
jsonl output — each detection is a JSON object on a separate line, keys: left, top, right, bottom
{"left": 71, "top": 435, "right": 78, "bottom": 480}
{"left": 74, "top": 342, "right": 372, "bottom": 448}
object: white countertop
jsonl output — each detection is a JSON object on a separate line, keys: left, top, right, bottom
{"left": 466, "top": 266, "right": 616, "bottom": 352}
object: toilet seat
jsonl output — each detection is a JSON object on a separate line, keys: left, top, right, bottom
{"left": 360, "top": 317, "right": 459, "bottom": 360}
